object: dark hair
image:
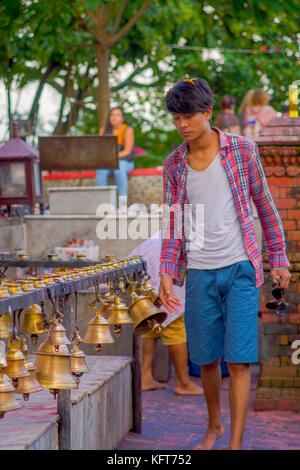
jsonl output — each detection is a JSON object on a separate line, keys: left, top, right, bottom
{"left": 104, "top": 107, "right": 125, "bottom": 134}
{"left": 220, "top": 95, "right": 235, "bottom": 110}
{"left": 165, "top": 78, "right": 213, "bottom": 114}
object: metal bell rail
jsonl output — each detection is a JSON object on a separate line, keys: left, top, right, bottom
{"left": 0, "top": 258, "right": 145, "bottom": 316}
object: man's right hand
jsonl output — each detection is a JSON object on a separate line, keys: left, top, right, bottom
{"left": 159, "top": 274, "right": 181, "bottom": 312}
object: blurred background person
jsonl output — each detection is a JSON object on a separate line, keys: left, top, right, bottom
{"left": 237, "top": 89, "right": 255, "bottom": 134}
{"left": 243, "top": 88, "right": 277, "bottom": 138}
{"left": 213, "top": 95, "right": 241, "bottom": 134}
{"left": 96, "top": 107, "right": 135, "bottom": 212}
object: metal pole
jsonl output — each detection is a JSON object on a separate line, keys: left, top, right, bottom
{"left": 57, "top": 293, "right": 72, "bottom": 450}
{"left": 131, "top": 333, "right": 142, "bottom": 433}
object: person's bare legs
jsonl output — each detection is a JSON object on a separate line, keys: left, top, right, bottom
{"left": 168, "top": 343, "right": 203, "bottom": 395}
{"left": 142, "top": 337, "right": 166, "bottom": 390}
{"left": 193, "top": 358, "right": 224, "bottom": 450}
{"left": 226, "top": 362, "right": 251, "bottom": 450}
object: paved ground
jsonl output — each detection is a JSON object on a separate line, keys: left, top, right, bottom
{"left": 118, "top": 366, "right": 300, "bottom": 451}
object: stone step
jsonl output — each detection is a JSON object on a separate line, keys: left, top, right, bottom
{"left": 0, "top": 355, "right": 132, "bottom": 450}
{"left": 49, "top": 186, "right": 117, "bottom": 215}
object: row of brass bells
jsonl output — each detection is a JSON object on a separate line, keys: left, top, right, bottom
{"left": 128, "top": 286, "right": 167, "bottom": 335}
{"left": 107, "top": 295, "right": 133, "bottom": 337}
{"left": 83, "top": 304, "right": 114, "bottom": 355}
{"left": 70, "top": 329, "right": 89, "bottom": 383}
{"left": 34, "top": 319, "right": 77, "bottom": 398}
{"left": 14, "top": 339, "right": 42, "bottom": 400}
{"left": 20, "top": 304, "right": 47, "bottom": 345}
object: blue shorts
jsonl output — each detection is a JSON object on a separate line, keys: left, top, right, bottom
{"left": 185, "top": 261, "right": 259, "bottom": 366}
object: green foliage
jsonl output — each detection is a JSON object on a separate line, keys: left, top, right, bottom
{"left": 0, "top": 0, "right": 299, "bottom": 153}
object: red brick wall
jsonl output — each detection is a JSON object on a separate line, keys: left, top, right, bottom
{"left": 255, "top": 147, "right": 300, "bottom": 412}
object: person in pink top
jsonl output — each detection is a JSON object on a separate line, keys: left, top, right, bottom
{"left": 243, "top": 88, "right": 277, "bottom": 138}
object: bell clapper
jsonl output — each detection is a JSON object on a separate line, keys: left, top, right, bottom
{"left": 95, "top": 344, "right": 102, "bottom": 356}
{"left": 30, "top": 334, "right": 38, "bottom": 345}
{"left": 23, "top": 393, "right": 30, "bottom": 401}
{"left": 114, "top": 325, "right": 122, "bottom": 337}
{"left": 49, "top": 388, "right": 58, "bottom": 399}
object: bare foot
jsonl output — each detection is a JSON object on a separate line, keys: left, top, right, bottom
{"left": 175, "top": 381, "right": 204, "bottom": 395}
{"left": 142, "top": 379, "right": 167, "bottom": 391}
{"left": 193, "top": 425, "right": 224, "bottom": 450}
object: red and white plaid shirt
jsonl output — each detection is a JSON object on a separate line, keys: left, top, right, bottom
{"left": 160, "top": 128, "right": 289, "bottom": 288}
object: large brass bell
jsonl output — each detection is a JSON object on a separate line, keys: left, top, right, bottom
{"left": 71, "top": 329, "right": 89, "bottom": 384}
{"left": 0, "top": 368, "right": 23, "bottom": 418}
{"left": 107, "top": 295, "right": 133, "bottom": 337}
{"left": 43, "top": 318, "right": 71, "bottom": 352}
{"left": 20, "top": 304, "right": 47, "bottom": 345}
{"left": 34, "top": 322, "right": 77, "bottom": 398}
{"left": 83, "top": 304, "right": 115, "bottom": 355}
{"left": 0, "top": 313, "right": 12, "bottom": 339}
{"left": 14, "top": 339, "right": 42, "bottom": 401}
{"left": 128, "top": 287, "right": 167, "bottom": 336}
{"left": 34, "top": 352, "right": 78, "bottom": 399}
{"left": 4, "top": 337, "right": 30, "bottom": 385}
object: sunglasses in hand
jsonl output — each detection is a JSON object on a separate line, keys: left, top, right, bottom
{"left": 265, "top": 277, "right": 288, "bottom": 319}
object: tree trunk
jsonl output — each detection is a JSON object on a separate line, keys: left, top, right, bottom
{"left": 96, "top": 44, "right": 110, "bottom": 130}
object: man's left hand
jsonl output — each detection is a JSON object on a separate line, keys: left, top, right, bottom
{"left": 271, "top": 268, "right": 291, "bottom": 289}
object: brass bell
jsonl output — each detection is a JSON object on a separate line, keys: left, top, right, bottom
{"left": 83, "top": 305, "right": 115, "bottom": 355}
{"left": 128, "top": 289, "right": 167, "bottom": 336}
{"left": 14, "top": 339, "right": 42, "bottom": 401}
{"left": 19, "top": 280, "right": 35, "bottom": 292}
{"left": 0, "top": 368, "right": 23, "bottom": 418}
{"left": 107, "top": 295, "right": 133, "bottom": 337}
{"left": 0, "top": 313, "right": 12, "bottom": 339}
{"left": 5, "top": 283, "right": 23, "bottom": 296}
{"left": 43, "top": 319, "right": 71, "bottom": 352}
{"left": 20, "top": 304, "right": 47, "bottom": 345}
{"left": 4, "top": 337, "right": 30, "bottom": 384}
{"left": 0, "top": 285, "right": 10, "bottom": 298}
{"left": 34, "top": 352, "right": 78, "bottom": 399}
{"left": 71, "top": 330, "right": 89, "bottom": 384}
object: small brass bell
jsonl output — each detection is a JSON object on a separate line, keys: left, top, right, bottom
{"left": 83, "top": 305, "right": 115, "bottom": 355}
{"left": 20, "top": 304, "right": 47, "bottom": 345}
{"left": 43, "top": 319, "right": 71, "bottom": 352}
{"left": 14, "top": 339, "right": 42, "bottom": 401}
{"left": 128, "top": 289, "right": 167, "bottom": 336}
{"left": 0, "top": 313, "right": 12, "bottom": 339}
{"left": 5, "top": 283, "right": 23, "bottom": 296}
{"left": 0, "top": 368, "right": 23, "bottom": 418}
{"left": 4, "top": 337, "right": 30, "bottom": 385}
{"left": 71, "top": 330, "right": 89, "bottom": 384}
{"left": 108, "top": 295, "right": 133, "bottom": 337}
{"left": 0, "top": 286, "right": 10, "bottom": 298}
{"left": 19, "top": 280, "right": 35, "bottom": 292}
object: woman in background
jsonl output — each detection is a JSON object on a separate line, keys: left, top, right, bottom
{"left": 96, "top": 107, "right": 135, "bottom": 211}
{"left": 243, "top": 89, "right": 277, "bottom": 138}
{"left": 237, "top": 89, "right": 255, "bottom": 134}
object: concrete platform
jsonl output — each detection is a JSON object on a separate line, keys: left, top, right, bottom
{"left": 117, "top": 365, "right": 300, "bottom": 451}
{"left": 49, "top": 186, "right": 117, "bottom": 215}
{"left": 0, "top": 355, "right": 132, "bottom": 450}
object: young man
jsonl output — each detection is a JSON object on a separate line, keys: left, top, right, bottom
{"left": 158, "top": 78, "right": 291, "bottom": 450}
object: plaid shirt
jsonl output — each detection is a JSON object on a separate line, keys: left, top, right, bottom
{"left": 160, "top": 127, "right": 289, "bottom": 288}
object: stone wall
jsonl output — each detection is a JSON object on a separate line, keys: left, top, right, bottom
{"left": 43, "top": 172, "right": 163, "bottom": 207}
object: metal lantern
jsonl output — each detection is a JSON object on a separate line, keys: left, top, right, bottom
{"left": 0, "top": 122, "right": 44, "bottom": 215}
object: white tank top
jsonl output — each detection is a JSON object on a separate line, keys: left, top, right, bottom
{"left": 185, "top": 153, "right": 249, "bottom": 270}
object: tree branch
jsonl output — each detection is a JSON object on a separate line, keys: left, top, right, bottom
{"left": 111, "top": 62, "right": 150, "bottom": 91}
{"left": 108, "top": 0, "right": 154, "bottom": 46}
{"left": 111, "top": 0, "right": 128, "bottom": 35}
{"left": 28, "top": 61, "right": 59, "bottom": 122}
